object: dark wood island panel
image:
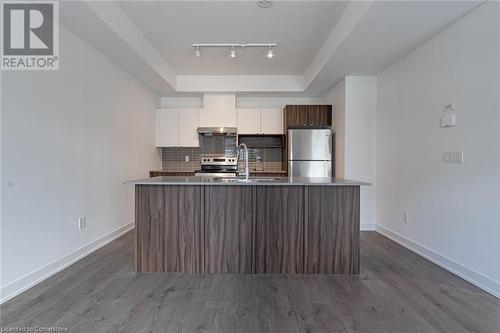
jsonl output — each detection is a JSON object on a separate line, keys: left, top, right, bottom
{"left": 135, "top": 183, "right": 360, "bottom": 274}
{"left": 305, "top": 186, "right": 360, "bottom": 274}
{"left": 255, "top": 186, "right": 304, "bottom": 273}
{"left": 204, "top": 186, "right": 255, "bottom": 273}
{"left": 135, "top": 185, "right": 204, "bottom": 273}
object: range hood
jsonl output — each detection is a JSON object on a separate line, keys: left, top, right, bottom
{"left": 197, "top": 127, "right": 237, "bottom": 136}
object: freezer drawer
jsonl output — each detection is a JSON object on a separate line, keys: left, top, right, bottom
{"left": 288, "top": 129, "right": 332, "bottom": 161}
{"left": 288, "top": 161, "right": 332, "bottom": 177}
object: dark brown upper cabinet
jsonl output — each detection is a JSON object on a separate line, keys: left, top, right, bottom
{"left": 284, "top": 105, "right": 332, "bottom": 128}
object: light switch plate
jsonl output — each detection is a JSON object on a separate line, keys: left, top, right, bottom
{"left": 443, "top": 151, "right": 464, "bottom": 163}
{"left": 402, "top": 211, "right": 410, "bottom": 223}
{"left": 444, "top": 102, "right": 455, "bottom": 112}
{"left": 78, "top": 217, "right": 86, "bottom": 230}
{"left": 184, "top": 155, "right": 190, "bottom": 162}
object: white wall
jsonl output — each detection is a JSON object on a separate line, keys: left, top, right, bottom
{"left": 376, "top": 2, "right": 500, "bottom": 296}
{"left": 324, "top": 79, "right": 346, "bottom": 178}
{"left": 0, "top": 24, "right": 160, "bottom": 302}
{"left": 345, "top": 77, "right": 377, "bottom": 229}
{"left": 236, "top": 97, "right": 325, "bottom": 109}
{"left": 158, "top": 96, "right": 325, "bottom": 109}
{"left": 324, "top": 76, "right": 377, "bottom": 229}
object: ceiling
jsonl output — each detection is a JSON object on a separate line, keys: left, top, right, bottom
{"left": 59, "top": 1, "right": 482, "bottom": 97}
{"left": 305, "top": 0, "right": 482, "bottom": 96}
{"left": 118, "top": 1, "right": 348, "bottom": 75}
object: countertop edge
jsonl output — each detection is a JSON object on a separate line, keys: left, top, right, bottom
{"left": 125, "top": 176, "right": 371, "bottom": 187}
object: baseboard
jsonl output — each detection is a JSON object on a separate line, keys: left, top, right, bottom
{"left": 375, "top": 224, "right": 500, "bottom": 299}
{"left": 0, "top": 221, "right": 135, "bottom": 304}
{"left": 360, "top": 223, "right": 376, "bottom": 231}
{"left": 3, "top": 222, "right": 497, "bottom": 303}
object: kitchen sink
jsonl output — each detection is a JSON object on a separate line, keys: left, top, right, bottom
{"left": 247, "top": 178, "right": 282, "bottom": 182}
{"left": 215, "top": 177, "right": 281, "bottom": 183}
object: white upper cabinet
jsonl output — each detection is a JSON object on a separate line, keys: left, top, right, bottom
{"left": 236, "top": 107, "right": 283, "bottom": 135}
{"left": 237, "top": 108, "right": 261, "bottom": 134}
{"left": 156, "top": 109, "right": 178, "bottom": 147}
{"left": 260, "top": 108, "right": 283, "bottom": 134}
{"left": 198, "top": 107, "right": 218, "bottom": 127}
{"left": 178, "top": 108, "right": 199, "bottom": 147}
{"left": 199, "top": 94, "right": 237, "bottom": 127}
{"left": 156, "top": 108, "right": 199, "bottom": 147}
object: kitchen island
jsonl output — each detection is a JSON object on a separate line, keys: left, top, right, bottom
{"left": 128, "top": 177, "right": 369, "bottom": 275}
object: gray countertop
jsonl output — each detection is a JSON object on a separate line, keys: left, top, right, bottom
{"left": 126, "top": 176, "right": 370, "bottom": 186}
{"left": 149, "top": 170, "right": 287, "bottom": 174}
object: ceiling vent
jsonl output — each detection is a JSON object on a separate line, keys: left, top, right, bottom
{"left": 257, "top": 0, "right": 273, "bottom": 9}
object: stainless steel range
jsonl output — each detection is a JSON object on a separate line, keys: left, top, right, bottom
{"left": 195, "top": 155, "right": 238, "bottom": 178}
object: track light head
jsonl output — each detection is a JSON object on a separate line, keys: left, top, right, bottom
{"left": 230, "top": 46, "right": 237, "bottom": 58}
{"left": 266, "top": 47, "right": 274, "bottom": 59}
{"left": 195, "top": 46, "right": 201, "bottom": 57}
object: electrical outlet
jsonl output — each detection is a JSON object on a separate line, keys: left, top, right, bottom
{"left": 440, "top": 112, "right": 456, "bottom": 127}
{"left": 402, "top": 211, "right": 410, "bottom": 223}
{"left": 443, "top": 151, "right": 464, "bottom": 163}
{"left": 78, "top": 217, "right": 86, "bottom": 230}
{"left": 184, "top": 155, "right": 190, "bottom": 162}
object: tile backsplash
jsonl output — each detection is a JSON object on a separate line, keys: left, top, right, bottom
{"left": 243, "top": 148, "right": 283, "bottom": 172}
{"left": 161, "top": 147, "right": 202, "bottom": 172}
{"left": 161, "top": 135, "right": 283, "bottom": 172}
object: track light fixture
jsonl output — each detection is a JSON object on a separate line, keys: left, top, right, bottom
{"left": 192, "top": 43, "right": 278, "bottom": 60}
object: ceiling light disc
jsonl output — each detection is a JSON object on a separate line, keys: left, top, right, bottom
{"left": 258, "top": 0, "right": 273, "bottom": 8}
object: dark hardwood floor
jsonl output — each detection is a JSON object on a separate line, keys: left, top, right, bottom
{"left": 1, "top": 231, "right": 499, "bottom": 332}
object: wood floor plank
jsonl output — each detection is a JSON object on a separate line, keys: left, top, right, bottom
{"left": 360, "top": 233, "right": 500, "bottom": 332}
{"left": 269, "top": 312, "right": 302, "bottom": 333}
{"left": 1, "top": 231, "right": 499, "bottom": 333}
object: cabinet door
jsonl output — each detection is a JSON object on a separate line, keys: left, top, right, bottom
{"left": 178, "top": 108, "right": 199, "bottom": 147}
{"left": 307, "top": 105, "right": 332, "bottom": 126}
{"left": 284, "top": 105, "right": 308, "bottom": 128}
{"left": 255, "top": 186, "right": 304, "bottom": 273}
{"left": 237, "top": 108, "right": 261, "bottom": 134}
{"left": 260, "top": 108, "right": 283, "bottom": 134}
{"left": 136, "top": 185, "right": 203, "bottom": 273}
{"left": 305, "top": 186, "right": 359, "bottom": 274}
{"left": 156, "top": 109, "right": 178, "bottom": 147}
{"left": 204, "top": 186, "right": 254, "bottom": 273}
{"left": 198, "top": 108, "right": 218, "bottom": 127}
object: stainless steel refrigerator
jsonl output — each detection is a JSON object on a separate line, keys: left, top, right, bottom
{"left": 288, "top": 128, "right": 333, "bottom": 177}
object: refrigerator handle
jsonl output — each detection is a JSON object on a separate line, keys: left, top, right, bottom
{"left": 326, "top": 133, "right": 330, "bottom": 160}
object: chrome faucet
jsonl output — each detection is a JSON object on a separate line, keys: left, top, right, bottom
{"left": 237, "top": 143, "right": 249, "bottom": 181}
